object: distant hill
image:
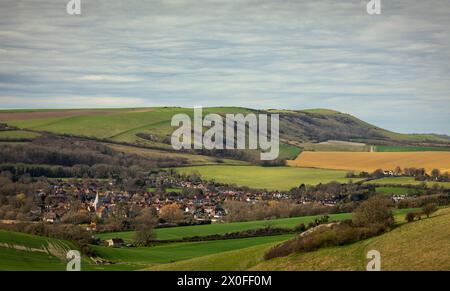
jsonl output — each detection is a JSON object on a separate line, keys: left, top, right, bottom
{"left": 278, "top": 108, "right": 450, "bottom": 145}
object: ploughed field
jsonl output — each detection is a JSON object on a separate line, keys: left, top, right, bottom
{"left": 288, "top": 151, "right": 450, "bottom": 173}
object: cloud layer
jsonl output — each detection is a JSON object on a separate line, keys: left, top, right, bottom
{"left": 1, "top": 0, "right": 450, "bottom": 134}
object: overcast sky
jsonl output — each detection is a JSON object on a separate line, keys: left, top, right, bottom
{"left": 1, "top": 0, "right": 450, "bottom": 134}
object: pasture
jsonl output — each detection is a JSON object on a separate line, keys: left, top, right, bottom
{"left": 91, "top": 234, "right": 294, "bottom": 266}
{"left": 367, "top": 177, "right": 450, "bottom": 188}
{"left": 375, "top": 145, "right": 450, "bottom": 152}
{"left": 174, "top": 165, "right": 361, "bottom": 190}
{"left": 288, "top": 151, "right": 450, "bottom": 173}
{"left": 375, "top": 186, "right": 424, "bottom": 196}
{"left": 300, "top": 140, "right": 371, "bottom": 152}
{"left": 0, "top": 130, "right": 40, "bottom": 140}
{"left": 4, "top": 107, "right": 253, "bottom": 142}
{"left": 0, "top": 230, "right": 145, "bottom": 271}
{"left": 98, "top": 209, "right": 414, "bottom": 243}
{"left": 145, "top": 208, "right": 427, "bottom": 271}
{"left": 97, "top": 212, "right": 353, "bottom": 242}
{"left": 0, "top": 230, "right": 74, "bottom": 271}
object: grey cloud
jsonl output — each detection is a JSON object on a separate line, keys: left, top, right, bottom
{"left": 0, "top": 0, "right": 450, "bottom": 133}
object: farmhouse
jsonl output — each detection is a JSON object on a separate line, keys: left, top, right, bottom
{"left": 106, "top": 238, "right": 125, "bottom": 248}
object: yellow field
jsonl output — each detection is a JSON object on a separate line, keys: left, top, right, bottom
{"left": 288, "top": 151, "right": 450, "bottom": 173}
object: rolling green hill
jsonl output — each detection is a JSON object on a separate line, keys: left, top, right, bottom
{"left": 0, "top": 229, "right": 75, "bottom": 271}
{"left": 2, "top": 107, "right": 449, "bottom": 155}
{"left": 149, "top": 207, "right": 450, "bottom": 271}
{"left": 252, "top": 207, "right": 450, "bottom": 270}
{"left": 91, "top": 234, "right": 293, "bottom": 267}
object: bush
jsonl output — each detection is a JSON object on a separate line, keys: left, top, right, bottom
{"left": 264, "top": 222, "right": 388, "bottom": 260}
{"left": 294, "top": 223, "right": 306, "bottom": 232}
{"left": 405, "top": 212, "right": 416, "bottom": 223}
{"left": 422, "top": 203, "right": 438, "bottom": 218}
{"left": 352, "top": 195, "right": 394, "bottom": 228}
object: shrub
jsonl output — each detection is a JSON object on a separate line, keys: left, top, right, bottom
{"left": 352, "top": 195, "right": 394, "bottom": 228}
{"left": 294, "top": 223, "right": 306, "bottom": 232}
{"left": 264, "top": 222, "right": 388, "bottom": 260}
{"left": 405, "top": 212, "right": 416, "bottom": 223}
{"left": 422, "top": 203, "right": 438, "bottom": 218}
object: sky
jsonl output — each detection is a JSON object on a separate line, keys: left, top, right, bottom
{"left": 1, "top": 0, "right": 450, "bottom": 134}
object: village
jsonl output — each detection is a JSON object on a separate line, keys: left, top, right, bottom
{"left": 31, "top": 174, "right": 332, "bottom": 228}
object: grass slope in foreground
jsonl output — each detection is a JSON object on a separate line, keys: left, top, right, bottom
{"left": 252, "top": 207, "right": 450, "bottom": 271}
{"left": 0, "top": 230, "right": 143, "bottom": 271}
{"left": 91, "top": 235, "right": 293, "bottom": 267}
{"left": 151, "top": 208, "right": 449, "bottom": 271}
{"left": 175, "top": 165, "right": 362, "bottom": 190}
{"left": 0, "top": 229, "right": 75, "bottom": 271}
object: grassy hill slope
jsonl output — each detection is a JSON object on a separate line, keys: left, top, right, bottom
{"left": 281, "top": 109, "right": 450, "bottom": 145}
{"left": 252, "top": 207, "right": 450, "bottom": 271}
{"left": 0, "top": 229, "right": 76, "bottom": 271}
{"left": 3, "top": 107, "right": 449, "bottom": 150}
{"left": 147, "top": 208, "right": 449, "bottom": 271}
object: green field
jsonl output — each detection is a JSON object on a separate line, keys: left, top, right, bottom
{"left": 375, "top": 186, "right": 424, "bottom": 196}
{"left": 0, "top": 208, "right": 418, "bottom": 270}
{"left": 299, "top": 141, "right": 370, "bottom": 152}
{"left": 148, "top": 241, "right": 277, "bottom": 271}
{"left": 4, "top": 107, "right": 299, "bottom": 163}
{"left": 0, "top": 130, "right": 40, "bottom": 139}
{"left": 375, "top": 145, "right": 450, "bottom": 152}
{"left": 145, "top": 208, "right": 430, "bottom": 271}
{"left": 175, "top": 165, "right": 362, "bottom": 190}
{"left": 278, "top": 143, "right": 302, "bottom": 160}
{"left": 91, "top": 234, "right": 293, "bottom": 267}
{"left": 98, "top": 209, "right": 414, "bottom": 243}
{"left": 368, "top": 177, "right": 450, "bottom": 188}
{"left": 0, "top": 230, "right": 145, "bottom": 271}
{"left": 0, "top": 229, "right": 74, "bottom": 271}
{"left": 147, "top": 187, "right": 183, "bottom": 193}
{"left": 6, "top": 107, "right": 253, "bottom": 145}
{"left": 97, "top": 212, "right": 353, "bottom": 243}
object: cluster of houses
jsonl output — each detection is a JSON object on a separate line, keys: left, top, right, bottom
{"left": 32, "top": 176, "right": 339, "bottom": 225}
{"left": 29, "top": 172, "right": 423, "bottom": 227}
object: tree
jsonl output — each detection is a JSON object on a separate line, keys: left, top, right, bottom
{"left": 422, "top": 203, "right": 437, "bottom": 218}
{"left": 431, "top": 169, "right": 441, "bottom": 181}
{"left": 159, "top": 203, "right": 185, "bottom": 223}
{"left": 405, "top": 212, "right": 416, "bottom": 223}
{"left": 134, "top": 208, "right": 158, "bottom": 246}
{"left": 352, "top": 195, "right": 394, "bottom": 227}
